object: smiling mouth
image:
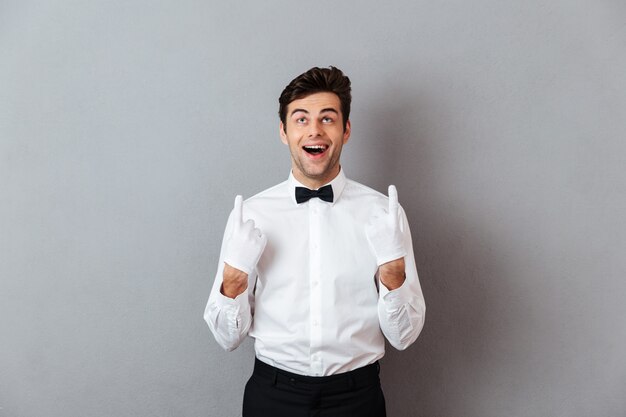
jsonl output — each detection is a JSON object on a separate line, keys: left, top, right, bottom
{"left": 303, "top": 145, "right": 329, "bottom": 155}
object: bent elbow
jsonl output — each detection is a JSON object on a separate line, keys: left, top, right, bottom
{"left": 389, "top": 309, "right": 426, "bottom": 351}
{"left": 203, "top": 310, "right": 248, "bottom": 352}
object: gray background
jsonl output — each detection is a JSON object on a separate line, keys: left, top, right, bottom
{"left": 1, "top": 1, "right": 625, "bottom": 416}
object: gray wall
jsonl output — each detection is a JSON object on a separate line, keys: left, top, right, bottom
{"left": 1, "top": 1, "right": 625, "bottom": 416}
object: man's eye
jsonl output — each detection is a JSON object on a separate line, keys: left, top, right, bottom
{"left": 296, "top": 117, "right": 307, "bottom": 123}
{"left": 322, "top": 117, "right": 333, "bottom": 123}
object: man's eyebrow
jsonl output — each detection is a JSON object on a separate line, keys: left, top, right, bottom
{"left": 290, "top": 108, "right": 339, "bottom": 116}
{"left": 290, "top": 108, "right": 309, "bottom": 116}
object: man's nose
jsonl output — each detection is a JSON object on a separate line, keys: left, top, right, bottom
{"left": 308, "top": 120, "right": 322, "bottom": 137}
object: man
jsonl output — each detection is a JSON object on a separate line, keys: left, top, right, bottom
{"left": 204, "top": 66, "right": 425, "bottom": 417}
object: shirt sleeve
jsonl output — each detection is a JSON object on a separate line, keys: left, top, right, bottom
{"left": 203, "top": 210, "right": 255, "bottom": 352}
{"left": 377, "top": 206, "right": 426, "bottom": 350}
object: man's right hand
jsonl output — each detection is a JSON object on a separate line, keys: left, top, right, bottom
{"left": 222, "top": 195, "right": 267, "bottom": 298}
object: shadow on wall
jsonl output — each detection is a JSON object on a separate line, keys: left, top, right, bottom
{"left": 362, "top": 84, "right": 528, "bottom": 417}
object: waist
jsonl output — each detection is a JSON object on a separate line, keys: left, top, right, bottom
{"left": 252, "top": 357, "right": 381, "bottom": 393}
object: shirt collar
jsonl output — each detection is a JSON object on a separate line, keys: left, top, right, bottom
{"left": 288, "top": 169, "right": 347, "bottom": 206}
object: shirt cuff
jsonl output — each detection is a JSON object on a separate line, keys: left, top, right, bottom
{"left": 380, "top": 280, "right": 412, "bottom": 310}
{"left": 214, "top": 287, "right": 249, "bottom": 310}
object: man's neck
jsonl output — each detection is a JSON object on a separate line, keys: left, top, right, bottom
{"left": 292, "top": 167, "right": 341, "bottom": 190}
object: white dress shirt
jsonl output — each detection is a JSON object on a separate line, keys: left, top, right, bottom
{"left": 204, "top": 169, "right": 425, "bottom": 376}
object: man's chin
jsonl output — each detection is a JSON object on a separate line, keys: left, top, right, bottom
{"left": 302, "top": 164, "right": 332, "bottom": 178}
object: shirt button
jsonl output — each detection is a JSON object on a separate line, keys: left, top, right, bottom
{"left": 312, "top": 281, "right": 318, "bottom": 287}
{"left": 313, "top": 320, "right": 319, "bottom": 327}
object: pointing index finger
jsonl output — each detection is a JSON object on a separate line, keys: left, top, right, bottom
{"left": 388, "top": 185, "right": 399, "bottom": 228}
{"left": 388, "top": 185, "right": 399, "bottom": 212}
{"left": 233, "top": 195, "right": 243, "bottom": 231}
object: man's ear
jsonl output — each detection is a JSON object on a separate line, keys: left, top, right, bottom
{"left": 279, "top": 122, "right": 288, "bottom": 145}
{"left": 343, "top": 120, "right": 351, "bottom": 144}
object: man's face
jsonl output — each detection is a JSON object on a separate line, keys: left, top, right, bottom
{"left": 280, "top": 92, "right": 351, "bottom": 189}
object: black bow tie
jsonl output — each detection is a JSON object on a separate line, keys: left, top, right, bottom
{"left": 295, "top": 185, "right": 334, "bottom": 204}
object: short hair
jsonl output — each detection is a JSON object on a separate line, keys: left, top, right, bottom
{"left": 278, "top": 66, "right": 351, "bottom": 130}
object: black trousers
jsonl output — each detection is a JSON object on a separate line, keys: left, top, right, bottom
{"left": 242, "top": 358, "right": 387, "bottom": 417}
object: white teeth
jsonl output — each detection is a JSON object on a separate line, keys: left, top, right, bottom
{"left": 303, "top": 145, "right": 327, "bottom": 155}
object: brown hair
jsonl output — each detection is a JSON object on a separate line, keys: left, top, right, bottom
{"left": 278, "top": 66, "right": 351, "bottom": 131}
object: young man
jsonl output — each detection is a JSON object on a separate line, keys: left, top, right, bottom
{"left": 205, "top": 66, "right": 426, "bottom": 417}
